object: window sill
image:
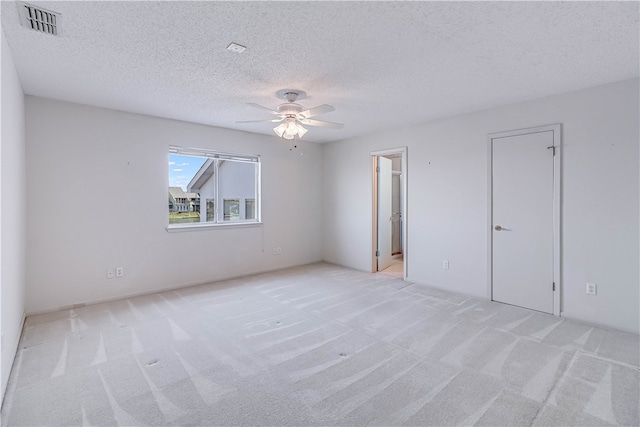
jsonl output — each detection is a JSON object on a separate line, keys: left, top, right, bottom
{"left": 166, "top": 221, "right": 262, "bottom": 233}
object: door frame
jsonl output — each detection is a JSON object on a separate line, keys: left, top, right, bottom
{"left": 371, "top": 147, "right": 408, "bottom": 279}
{"left": 487, "top": 124, "right": 562, "bottom": 316}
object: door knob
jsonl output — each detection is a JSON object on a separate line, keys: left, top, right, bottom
{"left": 494, "top": 225, "right": 503, "bottom": 231}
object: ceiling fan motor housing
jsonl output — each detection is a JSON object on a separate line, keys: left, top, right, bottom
{"left": 277, "top": 103, "right": 303, "bottom": 116}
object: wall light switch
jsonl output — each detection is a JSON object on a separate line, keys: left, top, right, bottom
{"left": 107, "top": 269, "right": 114, "bottom": 279}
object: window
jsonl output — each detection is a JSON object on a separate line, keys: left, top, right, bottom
{"left": 168, "top": 146, "right": 261, "bottom": 229}
{"left": 245, "top": 198, "right": 256, "bottom": 220}
{"left": 224, "top": 199, "right": 240, "bottom": 221}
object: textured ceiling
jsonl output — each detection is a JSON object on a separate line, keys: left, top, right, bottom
{"left": 2, "top": 1, "right": 638, "bottom": 143}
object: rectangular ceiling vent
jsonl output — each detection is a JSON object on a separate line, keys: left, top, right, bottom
{"left": 18, "top": 2, "right": 60, "bottom": 36}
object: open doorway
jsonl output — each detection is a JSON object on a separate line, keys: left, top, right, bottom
{"left": 372, "top": 147, "right": 407, "bottom": 279}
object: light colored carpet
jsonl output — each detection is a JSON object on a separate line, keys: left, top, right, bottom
{"left": 1, "top": 263, "right": 638, "bottom": 426}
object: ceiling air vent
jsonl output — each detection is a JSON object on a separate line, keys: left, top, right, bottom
{"left": 18, "top": 2, "right": 60, "bottom": 36}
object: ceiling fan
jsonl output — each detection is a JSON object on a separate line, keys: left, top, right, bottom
{"left": 237, "top": 90, "right": 344, "bottom": 140}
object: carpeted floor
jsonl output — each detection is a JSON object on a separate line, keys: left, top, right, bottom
{"left": 1, "top": 263, "right": 638, "bottom": 426}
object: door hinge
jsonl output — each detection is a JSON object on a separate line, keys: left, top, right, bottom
{"left": 376, "top": 250, "right": 380, "bottom": 257}
{"left": 547, "top": 146, "right": 556, "bottom": 156}
{"left": 552, "top": 282, "right": 556, "bottom": 291}
{"left": 376, "top": 166, "right": 381, "bottom": 173}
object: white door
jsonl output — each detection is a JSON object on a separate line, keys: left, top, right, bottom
{"left": 491, "top": 129, "right": 556, "bottom": 314}
{"left": 377, "top": 156, "right": 393, "bottom": 271}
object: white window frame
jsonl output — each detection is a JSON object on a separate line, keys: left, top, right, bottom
{"left": 167, "top": 145, "right": 262, "bottom": 232}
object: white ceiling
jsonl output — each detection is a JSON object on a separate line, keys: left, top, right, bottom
{"left": 2, "top": 1, "right": 638, "bottom": 143}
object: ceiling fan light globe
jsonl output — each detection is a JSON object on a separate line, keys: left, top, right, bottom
{"left": 297, "top": 125, "right": 308, "bottom": 138}
{"left": 283, "top": 132, "right": 295, "bottom": 140}
{"left": 273, "top": 123, "right": 287, "bottom": 137}
{"left": 285, "top": 124, "right": 298, "bottom": 137}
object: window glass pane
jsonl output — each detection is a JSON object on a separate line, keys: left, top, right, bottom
{"left": 224, "top": 199, "right": 240, "bottom": 221}
{"left": 245, "top": 199, "right": 256, "bottom": 220}
{"left": 218, "top": 160, "right": 257, "bottom": 222}
{"left": 168, "top": 154, "right": 206, "bottom": 224}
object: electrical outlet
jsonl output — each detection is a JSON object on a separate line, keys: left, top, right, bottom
{"left": 443, "top": 260, "right": 449, "bottom": 269}
{"left": 277, "top": 247, "right": 282, "bottom": 254}
{"left": 272, "top": 247, "right": 278, "bottom": 255}
{"left": 586, "top": 282, "right": 597, "bottom": 295}
{"left": 116, "top": 267, "right": 124, "bottom": 277}
{"left": 107, "top": 269, "right": 114, "bottom": 279}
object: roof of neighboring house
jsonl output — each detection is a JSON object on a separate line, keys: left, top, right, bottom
{"left": 169, "top": 187, "right": 200, "bottom": 201}
{"left": 188, "top": 159, "right": 216, "bottom": 192}
{"left": 168, "top": 186, "right": 187, "bottom": 199}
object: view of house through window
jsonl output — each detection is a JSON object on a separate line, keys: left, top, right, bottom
{"left": 206, "top": 199, "right": 215, "bottom": 221}
{"left": 245, "top": 199, "right": 256, "bottom": 220}
{"left": 224, "top": 199, "right": 240, "bottom": 221}
{"left": 168, "top": 146, "right": 260, "bottom": 226}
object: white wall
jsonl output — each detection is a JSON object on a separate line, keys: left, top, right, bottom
{"left": 1, "top": 28, "right": 26, "bottom": 400}
{"left": 323, "top": 78, "right": 639, "bottom": 334}
{"left": 25, "top": 97, "right": 323, "bottom": 314}
{"left": 20, "top": 79, "right": 640, "bottom": 336}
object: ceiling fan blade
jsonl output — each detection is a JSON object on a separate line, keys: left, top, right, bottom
{"left": 298, "top": 118, "right": 344, "bottom": 129}
{"left": 298, "top": 104, "right": 335, "bottom": 118}
{"left": 246, "top": 102, "right": 280, "bottom": 115}
{"left": 236, "top": 118, "right": 283, "bottom": 123}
